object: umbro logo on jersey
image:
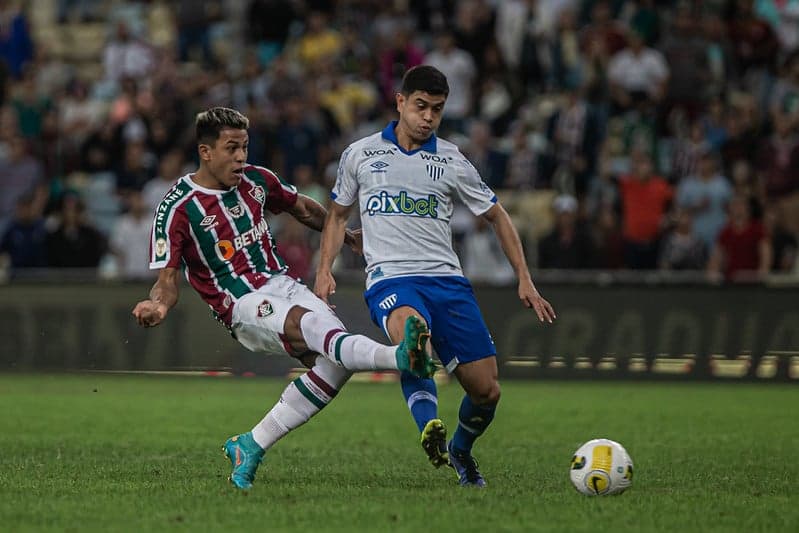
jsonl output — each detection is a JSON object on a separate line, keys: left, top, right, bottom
{"left": 378, "top": 293, "right": 398, "bottom": 310}
{"left": 227, "top": 204, "right": 244, "bottom": 218}
{"left": 370, "top": 161, "right": 389, "bottom": 172}
{"left": 200, "top": 215, "right": 218, "bottom": 231}
{"left": 249, "top": 185, "right": 265, "bottom": 204}
{"left": 426, "top": 164, "right": 445, "bottom": 181}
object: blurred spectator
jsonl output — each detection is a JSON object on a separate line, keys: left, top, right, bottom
{"left": 142, "top": 149, "right": 184, "bottom": 214}
{"left": 758, "top": 110, "right": 799, "bottom": 236}
{"left": 675, "top": 150, "right": 733, "bottom": 249}
{"left": 295, "top": 11, "right": 342, "bottom": 67}
{"left": 57, "top": 0, "right": 101, "bottom": 24}
{"left": 591, "top": 203, "right": 625, "bottom": 269}
{"left": 659, "top": 2, "right": 709, "bottom": 120}
{"left": 607, "top": 28, "right": 669, "bottom": 112}
{"left": 275, "top": 97, "right": 322, "bottom": 182}
{"left": 537, "top": 194, "right": 595, "bottom": 269}
{"left": 585, "top": 154, "right": 619, "bottom": 218}
{"left": 579, "top": 0, "right": 627, "bottom": 59}
{"left": 0, "top": 1, "right": 33, "bottom": 79}
{"left": 115, "top": 141, "right": 156, "bottom": 193}
{"left": 103, "top": 22, "right": 154, "bottom": 82}
{"left": 46, "top": 193, "right": 107, "bottom": 269}
{"left": 720, "top": 95, "right": 761, "bottom": 171}
{"left": 728, "top": 0, "right": 779, "bottom": 74}
{"left": 0, "top": 193, "right": 47, "bottom": 270}
{"left": 0, "top": 135, "right": 45, "bottom": 235}
{"left": 495, "top": 0, "right": 544, "bottom": 91}
{"left": 463, "top": 120, "right": 507, "bottom": 189}
{"left": 549, "top": 7, "right": 583, "bottom": 91}
{"left": 453, "top": 0, "right": 495, "bottom": 72}
{"left": 59, "top": 78, "right": 106, "bottom": 151}
{"left": 176, "top": 0, "right": 219, "bottom": 66}
{"left": 109, "top": 190, "right": 152, "bottom": 280}
{"left": 424, "top": 31, "right": 476, "bottom": 134}
{"left": 504, "top": 122, "right": 541, "bottom": 190}
{"left": 707, "top": 195, "right": 772, "bottom": 281}
{"left": 462, "top": 216, "right": 515, "bottom": 284}
{"left": 79, "top": 122, "right": 122, "bottom": 174}
{"left": 10, "top": 69, "right": 51, "bottom": 140}
{"left": 658, "top": 209, "right": 707, "bottom": 270}
{"left": 379, "top": 28, "right": 424, "bottom": 105}
{"left": 292, "top": 164, "right": 327, "bottom": 206}
{"left": 276, "top": 216, "right": 313, "bottom": 281}
{"left": 618, "top": 150, "right": 673, "bottom": 269}
{"left": 544, "top": 89, "right": 601, "bottom": 194}
{"left": 764, "top": 203, "right": 798, "bottom": 272}
{"left": 246, "top": 0, "right": 296, "bottom": 66}
{"left": 702, "top": 11, "right": 737, "bottom": 96}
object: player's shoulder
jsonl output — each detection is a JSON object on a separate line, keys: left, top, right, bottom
{"left": 435, "top": 137, "right": 476, "bottom": 173}
{"left": 155, "top": 175, "right": 194, "bottom": 212}
{"left": 435, "top": 136, "right": 464, "bottom": 157}
{"left": 243, "top": 163, "right": 278, "bottom": 181}
{"left": 345, "top": 131, "right": 390, "bottom": 158}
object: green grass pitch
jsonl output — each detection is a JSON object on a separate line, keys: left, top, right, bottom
{"left": 1, "top": 374, "right": 797, "bottom": 532}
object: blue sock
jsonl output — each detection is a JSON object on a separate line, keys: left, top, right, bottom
{"left": 452, "top": 395, "right": 496, "bottom": 453}
{"left": 400, "top": 371, "right": 438, "bottom": 432}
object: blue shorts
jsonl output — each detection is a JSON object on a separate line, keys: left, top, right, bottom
{"left": 364, "top": 275, "right": 496, "bottom": 372}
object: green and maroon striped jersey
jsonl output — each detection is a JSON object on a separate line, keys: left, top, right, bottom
{"left": 149, "top": 164, "right": 298, "bottom": 325}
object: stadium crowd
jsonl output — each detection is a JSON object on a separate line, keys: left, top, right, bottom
{"left": 0, "top": 0, "right": 798, "bottom": 284}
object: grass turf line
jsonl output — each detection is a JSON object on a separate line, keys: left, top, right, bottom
{"left": 0, "top": 375, "right": 797, "bottom": 532}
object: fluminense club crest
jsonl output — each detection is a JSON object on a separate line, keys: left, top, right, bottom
{"left": 257, "top": 299, "right": 274, "bottom": 317}
{"left": 249, "top": 184, "right": 265, "bottom": 204}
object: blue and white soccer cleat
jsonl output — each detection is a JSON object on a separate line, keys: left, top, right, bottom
{"left": 222, "top": 432, "right": 265, "bottom": 489}
{"left": 447, "top": 440, "right": 486, "bottom": 488}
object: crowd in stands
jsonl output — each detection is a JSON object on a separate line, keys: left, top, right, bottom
{"left": 0, "top": 0, "right": 798, "bottom": 284}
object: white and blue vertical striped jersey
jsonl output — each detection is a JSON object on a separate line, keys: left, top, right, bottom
{"left": 332, "top": 121, "right": 498, "bottom": 289}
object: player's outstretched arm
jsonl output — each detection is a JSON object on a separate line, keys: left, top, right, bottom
{"left": 288, "top": 193, "right": 362, "bottom": 253}
{"left": 132, "top": 267, "right": 180, "bottom": 328}
{"left": 482, "top": 203, "right": 556, "bottom": 323}
{"left": 314, "top": 202, "right": 353, "bottom": 304}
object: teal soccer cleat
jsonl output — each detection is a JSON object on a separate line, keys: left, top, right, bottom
{"left": 448, "top": 440, "right": 486, "bottom": 488}
{"left": 222, "top": 432, "right": 265, "bottom": 489}
{"left": 396, "top": 315, "right": 436, "bottom": 378}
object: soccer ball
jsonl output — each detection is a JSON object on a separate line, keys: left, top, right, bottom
{"left": 569, "top": 438, "right": 633, "bottom": 496}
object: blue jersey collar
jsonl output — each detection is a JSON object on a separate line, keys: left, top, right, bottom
{"left": 381, "top": 120, "right": 437, "bottom": 155}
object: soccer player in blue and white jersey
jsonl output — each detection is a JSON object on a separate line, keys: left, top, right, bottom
{"left": 315, "top": 66, "right": 556, "bottom": 487}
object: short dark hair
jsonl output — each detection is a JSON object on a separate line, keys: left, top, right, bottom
{"left": 400, "top": 65, "right": 449, "bottom": 97}
{"left": 195, "top": 107, "right": 249, "bottom": 145}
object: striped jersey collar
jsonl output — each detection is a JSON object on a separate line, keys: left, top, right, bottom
{"left": 381, "top": 120, "right": 438, "bottom": 155}
{"left": 183, "top": 173, "right": 239, "bottom": 195}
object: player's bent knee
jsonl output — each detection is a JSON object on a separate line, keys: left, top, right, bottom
{"left": 469, "top": 380, "right": 501, "bottom": 405}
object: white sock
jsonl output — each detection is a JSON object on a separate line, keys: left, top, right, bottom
{"left": 251, "top": 358, "right": 351, "bottom": 450}
{"left": 299, "top": 311, "right": 398, "bottom": 371}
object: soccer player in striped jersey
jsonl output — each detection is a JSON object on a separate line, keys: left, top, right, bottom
{"left": 315, "top": 67, "right": 556, "bottom": 487}
{"left": 132, "top": 107, "right": 435, "bottom": 489}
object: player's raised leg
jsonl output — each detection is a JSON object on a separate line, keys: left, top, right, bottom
{"left": 289, "top": 306, "right": 434, "bottom": 377}
{"left": 224, "top": 356, "right": 351, "bottom": 489}
{"left": 386, "top": 306, "right": 449, "bottom": 468}
{"left": 448, "top": 356, "right": 500, "bottom": 488}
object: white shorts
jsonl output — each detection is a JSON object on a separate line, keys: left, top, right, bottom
{"left": 231, "top": 275, "right": 344, "bottom": 356}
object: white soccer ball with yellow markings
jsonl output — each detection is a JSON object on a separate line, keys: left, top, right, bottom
{"left": 570, "top": 438, "right": 633, "bottom": 496}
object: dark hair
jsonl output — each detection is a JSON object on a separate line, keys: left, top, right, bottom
{"left": 195, "top": 107, "right": 249, "bottom": 145}
{"left": 400, "top": 65, "right": 449, "bottom": 97}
